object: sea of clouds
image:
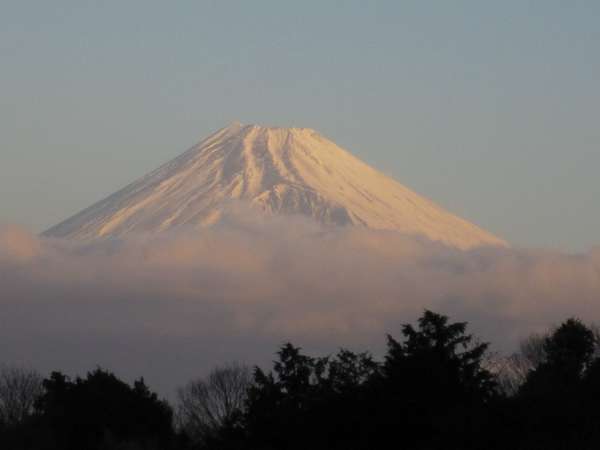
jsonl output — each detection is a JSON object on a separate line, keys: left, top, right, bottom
{"left": 1, "top": 211, "right": 599, "bottom": 396}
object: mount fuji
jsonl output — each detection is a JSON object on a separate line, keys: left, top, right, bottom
{"left": 44, "top": 122, "right": 506, "bottom": 249}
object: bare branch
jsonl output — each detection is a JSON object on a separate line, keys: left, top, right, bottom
{"left": 176, "top": 363, "right": 251, "bottom": 443}
{"left": 0, "top": 366, "right": 44, "bottom": 427}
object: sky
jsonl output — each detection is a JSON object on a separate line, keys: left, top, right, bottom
{"left": 1, "top": 1, "right": 599, "bottom": 251}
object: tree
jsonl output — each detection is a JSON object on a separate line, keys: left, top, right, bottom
{"left": 493, "top": 324, "right": 597, "bottom": 399}
{"left": 519, "top": 332, "right": 547, "bottom": 368}
{"left": 486, "top": 354, "right": 531, "bottom": 396}
{"left": 243, "top": 344, "right": 379, "bottom": 450}
{"left": 177, "top": 363, "right": 251, "bottom": 446}
{"left": 35, "top": 368, "right": 174, "bottom": 450}
{"left": 244, "top": 345, "right": 322, "bottom": 450}
{"left": 486, "top": 332, "right": 549, "bottom": 398}
{"left": 384, "top": 310, "right": 496, "bottom": 400}
{"left": 373, "top": 310, "right": 497, "bottom": 449}
{"left": 544, "top": 318, "right": 596, "bottom": 377}
{"left": 327, "top": 349, "right": 379, "bottom": 393}
{"left": 521, "top": 318, "right": 597, "bottom": 396}
{"left": 0, "top": 366, "right": 43, "bottom": 428}
{"left": 509, "top": 319, "right": 600, "bottom": 448}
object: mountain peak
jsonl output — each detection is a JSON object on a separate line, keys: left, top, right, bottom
{"left": 225, "top": 121, "right": 317, "bottom": 134}
{"left": 44, "top": 123, "right": 506, "bottom": 249}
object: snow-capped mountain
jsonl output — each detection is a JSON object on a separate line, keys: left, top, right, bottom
{"left": 44, "top": 122, "right": 506, "bottom": 249}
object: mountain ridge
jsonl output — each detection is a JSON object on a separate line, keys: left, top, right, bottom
{"left": 43, "top": 122, "right": 507, "bottom": 249}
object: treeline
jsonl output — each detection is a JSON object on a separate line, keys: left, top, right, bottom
{"left": 3, "top": 311, "right": 600, "bottom": 449}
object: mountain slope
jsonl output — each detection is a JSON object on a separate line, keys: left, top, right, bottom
{"left": 43, "top": 123, "right": 506, "bottom": 249}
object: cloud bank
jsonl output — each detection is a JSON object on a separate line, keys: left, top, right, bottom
{"left": 1, "top": 214, "right": 599, "bottom": 396}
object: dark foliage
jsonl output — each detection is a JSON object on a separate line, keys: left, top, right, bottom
{"left": 237, "top": 310, "right": 497, "bottom": 450}
{"left": 507, "top": 318, "right": 600, "bottom": 449}
{"left": 371, "top": 310, "right": 498, "bottom": 449}
{"left": 0, "top": 368, "right": 177, "bottom": 450}
{"left": 4, "top": 311, "right": 600, "bottom": 450}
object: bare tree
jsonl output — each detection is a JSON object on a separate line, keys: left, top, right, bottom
{"left": 520, "top": 326, "right": 600, "bottom": 368}
{"left": 486, "top": 354, "right": 532, "bottom": 396}
{"left": 177, "top": 363, "right": 251, "bottom": 443}
{"left": 520, "top": 332, "right": 548, "bottom": 368}
{"left": 0, "top": 366, "right": 44, "bottom": 427}
{"left": 484, "top": 332, "right": 549, "bottom": 397}
{"left": 591, "top": 324, "right": 600, "bottom": 359}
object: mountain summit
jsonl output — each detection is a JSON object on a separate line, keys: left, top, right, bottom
{"left": 44, "top": 123, "right": 506, "bottom": 249}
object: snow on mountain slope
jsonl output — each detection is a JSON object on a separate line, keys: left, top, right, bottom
{"left": 43, "top": 122, "right": 507, "bottom": 249}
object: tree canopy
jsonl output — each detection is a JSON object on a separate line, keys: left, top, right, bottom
{"left": 3, "top": 311, "right": 600, "bottom": 450}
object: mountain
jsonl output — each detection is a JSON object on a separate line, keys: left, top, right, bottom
{"left": 43, "top": 122, "right": 506, "bottom": 249}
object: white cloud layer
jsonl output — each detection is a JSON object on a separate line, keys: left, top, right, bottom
{"left": 1, "top": 214, "right": 599, "bottom": 396}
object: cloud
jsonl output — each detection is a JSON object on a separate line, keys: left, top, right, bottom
{"left": 1, "top": 216, "right": 599, "bottom": 396}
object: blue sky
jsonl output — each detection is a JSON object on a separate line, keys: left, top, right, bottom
{"left": 1, "top": 1, "right": 599, "bottom": 250}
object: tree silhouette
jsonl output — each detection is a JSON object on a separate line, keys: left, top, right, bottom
{"left": 508, "top": 319, "right": 600, "bottom": 448}
{"left": 177, "top": 363, "right": 251, "bottom": 447}
{"left": 35, "top": 368, "right": 174, "bottom": 450}
{"left": 384, "top": 310, "right": 496, "bottom": 398}
{"left": 5, "top": 311, "right": 600, "bottom": 449}
{"left": 521, "top": 318, "right": 597, "bottom": 397}
{"left": 241, "top": 311, "right": 497, "bottom": 450}
{"left": 0, "top": 366, "right": 43, "bottom": 429}
{"left": 366, "top": 310, "right": 497, "bottom": 449}
{"left": 243, "top": 343, "right": 379, "bottom": 450}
